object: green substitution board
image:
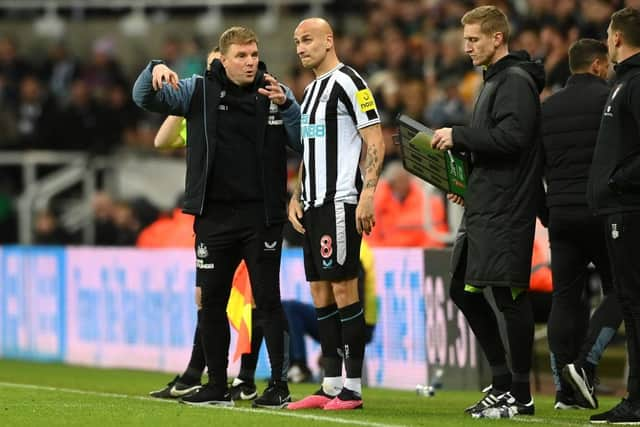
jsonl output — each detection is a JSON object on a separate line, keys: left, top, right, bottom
{"left": 400, "top": 129, "right": 468, "bottom": 198}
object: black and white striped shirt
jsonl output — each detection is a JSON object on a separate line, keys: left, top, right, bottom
{"left": 300, "top": 63, "right": 380, "bottom": 209}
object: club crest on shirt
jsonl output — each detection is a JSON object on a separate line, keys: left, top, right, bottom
{"left": 356, "top": 88, "right": 376, "bottom": 112}
{"left": 197, "top": 242, "right": 209, "bottom": 258}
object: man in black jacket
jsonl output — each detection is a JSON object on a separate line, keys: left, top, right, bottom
{"left": 431, "top": 5, "right": 544, "bottom": 419}
{"left": 585, "top": 7, "right": 640, "bottom": 424}
{"left": 132, "top": 26, "right": 301, "bottom": 408}
{"left": 542, "top": 38, "right": 622, "bottom": 411}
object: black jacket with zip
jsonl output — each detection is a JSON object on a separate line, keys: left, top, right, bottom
{"left": 450, "top": 51, "right": 546, "bottom": 289}
{"left": 542, "top": 73, "right": 610, "bottom": 210}
{"left": 132, "top": 59, "right": 302, "bottom": 224}
{"left": 587, "top": 52, "right": 640, "bottom": 215}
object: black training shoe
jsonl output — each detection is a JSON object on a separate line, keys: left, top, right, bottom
{"left": 563, "top": 363, "right": 598, "bottom": 409}
{"left": 554, "top": 390, "right": 587, "bottom": 410}
{"left": 229, "top": 379, "right": 257, "bottom": 401}
{"left": 590, "top": 399, "right": 640, "bottom": 424}
{"left": 252, "top": 380, "right": 291, "bottom": 409}
{"left": 464, "top": 385, "right": 508, "bottom": 414}
{"left": 149, "top": 375, "right": 201, "bottom": 399}
{"left": 472, "top": 393, "right": 535, "bottom": 419}
{"left": 179, "top": 384, "right": 233, "bottom": 406}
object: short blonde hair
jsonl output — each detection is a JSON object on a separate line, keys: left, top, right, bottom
{"left": 218, "top": 26, "right": 258, "bottom": 54}
{"left": 461, "top": 6, "right": 510, "bottom": 43}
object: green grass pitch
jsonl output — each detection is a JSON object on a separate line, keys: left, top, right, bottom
{"left": 0, "top": 359, "right": 618, "bottom": 426}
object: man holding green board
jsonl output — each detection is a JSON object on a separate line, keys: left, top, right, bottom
{"left": 429, "top": 5, "right": 545, "bottom": 420}
{"left": 396, "top": 114, "right": 468, "bottom": 198}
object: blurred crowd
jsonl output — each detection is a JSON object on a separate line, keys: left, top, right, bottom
{"left": 0, "top": 0, "right": 637, "bottom": 246}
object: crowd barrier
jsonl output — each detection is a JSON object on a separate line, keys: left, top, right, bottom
{"left": 0, "top": 246, "right": 489, "bottom": 390}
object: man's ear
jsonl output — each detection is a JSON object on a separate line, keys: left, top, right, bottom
{"left": 494, "top": 32, "right": 504, "bottom": 47}
{"left": 614, "top": 31, "right": 622, "bottom": 48}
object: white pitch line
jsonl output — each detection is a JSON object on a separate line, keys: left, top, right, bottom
{"left": 0, "top": 382, "right": 408, "bottom": 427}
{"left": 511, "top": 415, "right": 591, "bottom": 427}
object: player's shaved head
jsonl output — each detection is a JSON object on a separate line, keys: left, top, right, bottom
{"left": 294, "top": 17, "right": 339, "bottom": 74}
{"left": 295, "top": 17, "right": 333, "bottom": 37}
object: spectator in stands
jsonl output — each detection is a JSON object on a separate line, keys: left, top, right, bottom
{"left": 101, "top": 82, "right": 141, "bottom": 151}
{"left": 425, "top": 77, "right": 469, "bottom": 128}
{"left": 367, "top": 161, "right": 447, "bottom": 248}
{"left": 541, "top": 21, "right": 572, "bottom": 93}
{"left": 0, "top": 35, "right": 32, "bottom": 109}
{"left": 39, "top": 41, "right": 81, "bottom": 106}
{"left": 33, "top": 208, "right": 73, "bottom": 245}
{"left": 398, "top": 77, "right": 428, "bottom": 123}
{"left": 434, "top": 28, "right": 473, "bottom": 85}
{"left": 175, "top": 36, "right": 205, "bottom": 79}
{"left": 82, "top": 37, "right": 127, "bottom": 103}
{"left": 48, "top": 78, "right": 103, "bottom": 151}
{"left": 92, "top": 191, "right": 118, "bottom": 246}
{"left": 14, "top": 75, "right": 56, "bottom": 150}
{"left": 512, "top": 24, "right": 545, "bottom": 61}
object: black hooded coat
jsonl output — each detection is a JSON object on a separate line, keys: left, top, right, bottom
{"left": 450, "top": 51, "right": 546, "bottom": 289}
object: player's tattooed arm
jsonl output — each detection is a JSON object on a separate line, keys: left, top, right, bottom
{"left": 356, "top": 124, "right": 385, "bottom": 235}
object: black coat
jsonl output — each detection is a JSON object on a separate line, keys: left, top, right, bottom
{"left": 588, "top": 52, "right": 640, "bottom": 214}
{"left": 542, "top": 73, "right": 610, "bottom": 209}
{"left": 132, "top": 59, "right": 302, "bottom": 224}
{"left": 451, "top": 51, "right": 546, "bottom": 288}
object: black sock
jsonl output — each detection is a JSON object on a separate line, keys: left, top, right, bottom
{"left": 260, "top": 307, "right": 290, "bottom": 382}
{"left": 493, "top": 288, "right": 534, "bottom": 403}
{"left": 200, "top": 301, "right": 230, "bottom": 387}
{"left": 450, "top": 280, "right": 509, "bottom": 378}
{"left": 512, "top": 373, "right": 531, "bottom": 403}
{"left": 238, "top": 315, "right": 263, "bottom": 383}
{"left": 491, "top": 366, "right": 512, "bottom": 393}
{"left": 339, "top": 301, "right": 366, "bottom": 379}
{"left": 181, "top": 309, "right": 205, "bottom": 385}
{"left": 316, "top": 304, "right": 342, "bottom": 377}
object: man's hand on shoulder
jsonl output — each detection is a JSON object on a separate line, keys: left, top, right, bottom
{"left": 152, "top": 64, "right": 179, "bottom": 91}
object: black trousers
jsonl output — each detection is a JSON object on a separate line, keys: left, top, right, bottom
{"left": 450, "top": 231, "right": 534, "bottom": 384}
{"left": 194, "top": 202, "right": 289, "bottom": 387}
{"left": 604, "top": 211, "right": 640, "bottom": 400}
{"left": 546, "top": 209, "right": 622, "bottom": 390}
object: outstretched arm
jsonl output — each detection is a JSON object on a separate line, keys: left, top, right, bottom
{"left": 132, "top": 61, "right": 195, "bottom": 116}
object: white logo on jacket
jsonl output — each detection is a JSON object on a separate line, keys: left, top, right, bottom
{"left": 264, "top": 241, "right": 278, "bottom": 251}
{"left": 197, "top": 243, "right": 208, "bottom": 258}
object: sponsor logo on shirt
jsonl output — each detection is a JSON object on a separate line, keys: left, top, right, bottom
{"left": 301, "top": 114, "right": 325, "bottom": 138}
{"left": 356, "top": 88, "right": 376, "bottom": 112}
